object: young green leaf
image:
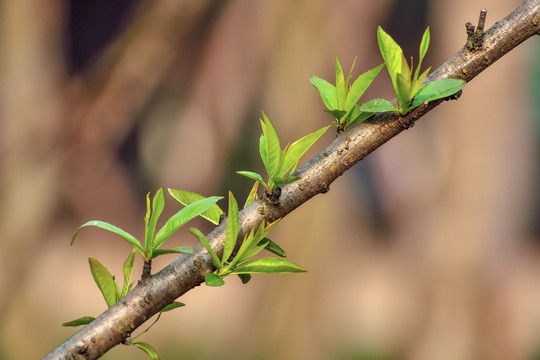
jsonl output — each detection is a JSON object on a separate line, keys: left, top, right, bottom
{"left": 168, "top": 188, "right": 223, "bottom": 225}
{"left": 205, "top": 273, "right": 225, "bottom": 286}
{"left": 359, "top": 98, "right": 399, "bottom": 113}
{"left": 344, "top": 64, "right": 384, "bottom": 110}
{"left": 230, "top": 257, "right": 307, "bottom": 274}
{"left": 310, "top": 76, "right": 337, "bottom": 110}
{"left": 88, "top": 258, "right": 117, "bottom": 308}
{"left": 244, "top": 181, "right": 259, "bottom": 208}
{"left": 151, "top": 247, "right": 194, "bottom": 258}
{"left": 144, "top": 189, "right": 165, "bottom": 257}
{"left": 160, "top": 302, "right": 185, "bottom": 312}
{"left": 258, "top": 238, "right": 286, "bottom": 257}
{"left": 121, "top": 249, "right": 136, "bottom": 298}
{"left": 62, "top": 316, "right": 96, "bottom": 327}
{"left": 153, "top": 196, "right": 222, "bottom": 250}
{"left": 223, "top": 191, "right": 240, "bottom": 264}
{"left": 189, "top": 227, "right": 221, "bottom": 269}
{"left": 335, "top": 56, "right": 347, "bottom": 109}
{"left": 72, "top": 220, "right": 144, "bottom": 257}
{"left": 236, "top": 171, "right": 268, "bottom": 189}
{"left": 133, "top": 342, "right": 159, "bottom": 360}
{"left": 410, "top": 78, "right": 466, "bottom": 109}
{"left": 260, "top": 112, "right": 281, "bottom": 179}
{"left": 415, "top": 27, "right": 430, "bottom": 80}
{"left": 278, "top": 125, "right": 330, "bottom": 177}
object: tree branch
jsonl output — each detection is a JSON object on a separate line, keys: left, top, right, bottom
{"left": 43, "top": 1, "right": 539, "bottom": 359}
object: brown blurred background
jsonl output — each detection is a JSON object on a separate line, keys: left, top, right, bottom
{"left": 0, "top": 0, "right": 539, "bottom": 359}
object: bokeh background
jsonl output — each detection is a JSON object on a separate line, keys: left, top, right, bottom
{"left": 1, "top": 0, "right": 539, "bottom": 359}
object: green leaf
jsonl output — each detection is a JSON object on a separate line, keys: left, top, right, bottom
{"left": 310, "top": 76, "right": 337, "bottom": 110}
{"left": 144, "top": 189, "right": 165, "bottom": 258}
{"left": 189, "top": 227, "right": 221, "bottom": 269}
{"left": 410, "top": 67, "right": 431, "bottom": 99}
{"left": 205, "top": 273, "right": 225, "bottom": 286}
{"left": 62, "top": 316, "right": 95, "bottom": 327}
{"left": 273, "top": 176, "right": 300, "bottom": 186}
{"left": 237, "top": 171, "right": 267, "bottom": 189}
{"left": 168, "top": 189, "right": 223, "bottom": 225}
{"left": 121, "top": 249, "right": 136, "bottom": 298}
{"left": 151, "top": 247, "right": 194, "bottom": 258}
{"left": 324, "top": 109, "right": 347, "bottom": 120}
{"left": 359, "top": 98, "right": 399, "bottom": 113}
{"left": 278, "top": 125, "right": 330, "bottom": 177}
{"left": 395, "top": 71, "right": 412, "bottom": 113}
{"left": 411, "top": 78, "right": 466, "bottom": 109}
{"left": 344, "top": 64, "right": 384, "bottom": 110}
{"left": 377, "top": 26, "right": 404, "bottom": 89}
{"left": 88, "top": 258, "right": 117, "bottom": 308}
{"left": 160, "top": 301, "right": 185, "bottom": 312}
{"left": 415, "top": 27, "right": 430, "bottom": 80}
{"left": 260, "top": 113, "right": 281, "bottom": 179}
{"left": 244, "top": 181, "right": 259, "bottom": 208}
{"left": 238, "top": 273, "right": 251, "bottom": 284}
{"left": 153, "top": 196, "right": 222, "bottom": 250}
{"left": 344, "top": 106, "right": 372, "bottom": 129}
{"left": 133, "top": 342, "right": 159, "bottom": 360}
{"left": 72, "top": 220, "right": 144, "bottom": 257}
{"left": 335, "top": 56, "right": 346, "bottom": 109}
{"left": 230, "top": 257, "right": 307, "bottom": 274}
{"left": 258, "top": 238, "right": 286, "bottom": 257}
{"left": 223, "top": 191, "right": 239, "bottom": 264}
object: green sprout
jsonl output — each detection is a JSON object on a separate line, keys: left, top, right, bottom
{"left": 360, "top": 26, "right": 466, "bottom": 115}
{"left": 190, "top": 191, "right": 305, "bottom": 287}
{"left": 311, "top": 56, "right": 384, "bottom": 132}
{"left": 237, "top": 112, "right": 329, "bottom": 195}
{"left": 62, "top": 249, "right": 184, "bottom": 360}
{"left": 71, "top": 188, "right": 222, "bottom": 277}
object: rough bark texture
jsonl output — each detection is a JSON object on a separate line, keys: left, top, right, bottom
{"left": 43, "top": 1, "right": 539, "bottom": 359}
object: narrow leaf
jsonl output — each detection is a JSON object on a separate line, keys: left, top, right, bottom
{"left": 411, "top": 78, "right": 466, "bottom": 109}
{"left": 160, "top": 302, "right": 185, "bottom": 312}
{"left": 260, "top": 113, "right": 281, "bottom": 179}
{"left": 144, "top": 189, "right": 165, "bottom": 257}
{"left": 410, "top": 67, "right": 431, "bottom": 98}
{"left": 121, "top": 249, "right": 136, "bottom": 297}
{"left": 396, "top": 72, "right": 413, "bottom": 113}
{"left": 244, "top": 181, "right": 259, "bottom": 208}
{"left": 168, "top": 189, "right": 223, "bottom": 225}
{"left": 223, "top": 191, "right": 239, "bottom": 263}
{"left": 151, "top": 247, "right": 194, "bottom": 258}
{"left": 189, "top": 227, "right": 221, "bottom": 269}
{"left": 335, "top": 56, "right": 347, "bottom": 109}
{"left": 133, "top": 342, "right": 159, "bottom": 360}
{"left": 345, "top": 106, "right": 373, "bottom": 128}
{"left": 415, "top": 26, "right": 430, "bottom": 80}
{"left": 310, "top": 76, "right": 337, "bottom": 110}
{"left": 273, "top": 176, "right": 300, "bottom": 186}
{"left": 205, "top": 273, "right": 225, "bottom": 286}
{"left": 230, "top": 257, "right": 307, "bottom": 274}
{"left": 278, "top": 125, "right": 330, "bottom": 177}
{"left": 88, "top": 258, "right": 117, "bottom": 308}
{"left": 359, "top": 98, "right": 399, "bottom": 113}
{"left": 258, "top": 238, "right": 286, "bottom": 257}
{"left": 377, "top": 26, "right": 404, "bottom": 88}
{"left": 62, "top": 316, "right": 95, "bottom": 327}
{"left": 153, "top": 196, "right": 222, "bottom": 250}
{"left": 344, "top": 64, "right": 384, "bottom": 110}
{"left": 237, "top": 171, "right": 266, "bottom": 187}
{"left": 72, "top": 221, "right": 143, "bottom": 256}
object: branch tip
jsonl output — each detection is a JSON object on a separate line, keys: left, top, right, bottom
{"left": 465, "top": 8, "right": 488, "bottom": 51}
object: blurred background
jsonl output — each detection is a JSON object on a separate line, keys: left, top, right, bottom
{"left": 0, "top": 0, "right": 538, "bottom": 359}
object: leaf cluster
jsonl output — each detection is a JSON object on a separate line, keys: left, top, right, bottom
{"left": 238, "top": 112, "right": 329, "bottom": 195}
{"left": 310, "top": 57, "right": 383, "bottom": 132}
{"left": 360, "top": 26, "right": 466, "bottom": 115}
{"left": 190, "top": 192, "right": 306, "bottom": 287}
